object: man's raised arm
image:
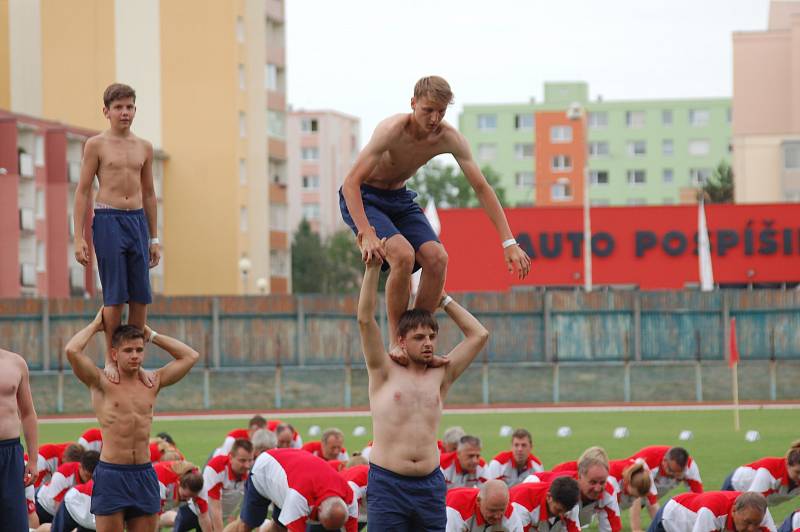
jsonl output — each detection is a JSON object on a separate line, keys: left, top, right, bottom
{"left": 357, "top": 256, "right": 388, "bottom": 380}
{"left": 64, "top": 309, "right": 104, "bottom": 389}
{"left": 144, "top": 325, "right": 199, "bottom": 389}
{"left": 440, "top": 293, "right": 489, "bottom": 394}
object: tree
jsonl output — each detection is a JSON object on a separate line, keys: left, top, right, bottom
{"left": 407, "top": 160, "right": 507, "bottom": 208}
{"left": 703, "top": 160, "right": 734, "bottom": 203}
{"left": 323, "top": 230, "right": 364, "bottom": 294}
{"left": 290, "top": 220, "right": 327, "bottom": 293}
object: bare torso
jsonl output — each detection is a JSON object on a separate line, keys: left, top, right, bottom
{"left": 0, "top": 350, "right": 23, "bottom": 440}
{"left": 92, "top": 372, "right": 160, "bottom": 464}
{"left": 92, "top": 131, "right": 149, "bottom": 210}
{"left": 368, "top": 362, "right": 445, "bottom": 476}
{"left": 364, "top": 115, "right": 459, "bottom": 190}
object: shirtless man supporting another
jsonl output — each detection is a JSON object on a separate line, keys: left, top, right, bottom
{"left": 0, "top": 349, "right": 38, "bottom": 532}
{"left": 65, "top": 309, "right": 198, "bottom": 531}
{"left": 341, "top": 76, "right": 530, "bottom": 347}
{"left": 358, "top": 249, "right": 489, "bottom": 530}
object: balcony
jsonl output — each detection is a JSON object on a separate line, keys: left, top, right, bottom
{"left": 19, "top": 153, "right": 34, "bottom": 178}
{"left": 266, "top": 46, "right": 285, "bottom": 68}
{"left": 269, "top": 182, "right": 287, "bottom": 204}
{"left": 270, "top": 230, "right": 288, "bottom": 250}
{"left": 19, "top": 208, "right": 35, "bottom": 233}
{"left": 268, "top": 138, "right": 287, "bottom": 160}
{"left": 267, "top": 90, "right": 286, "bottom": 112}
{"left": 265, "top": 0, "right": 284, "bottom": 22}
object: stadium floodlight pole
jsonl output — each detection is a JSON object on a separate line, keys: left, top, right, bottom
{"left": 567, "top": 102, "right": 592, "bottom": 292}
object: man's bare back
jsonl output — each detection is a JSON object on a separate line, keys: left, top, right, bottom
{"left": 89, "top": 131, "right": 152, "bottom": 210}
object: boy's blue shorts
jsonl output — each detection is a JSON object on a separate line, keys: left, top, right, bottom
{"left": 0, "top": 438, "right": 28, "bottom": 532}
{"left": 367, "top": 462, "right": 446, "bottom": 532}
{"left": 90, "top": 461, "right": 160, "bottom": 519}
{"left": 92, "top": 208, "right": 152, "bottom": 306}
{"left": 339, "top": 185, "right": 439, "bottom": 272}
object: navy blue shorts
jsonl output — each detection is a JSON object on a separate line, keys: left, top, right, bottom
{"left": 647, "top": 503, "right": 667, "bottom": 532}
{"left": 339, "top": 185, "right": 439, "bottom": 273}
{"left": 35, "top": 498, "right": 54, "bottom": 524}
{"left": 173, "top": 504, "right": 201, "bottom": 531}
{"left": 240, "top": 475, "right": 283, "bottom": 527}
{"left": 367, "top": 462, "right": 446, "bottom": 532}
{"left": 720, "top": 471, "right": 735, "bottom": 491}
{"left": 779, "top": 511, "right": 797, "bottom": 532}
{"left": 51, "top": 502, "right": 93, "bottom": 532}
{"left": 0, "top": 438, "right": 27, "bottom": 532}
{"left": 92, "top": 208, "right": 152, "bottom": 306}
{"left": 91, "top": 460, "right": 160, "bottom": 518}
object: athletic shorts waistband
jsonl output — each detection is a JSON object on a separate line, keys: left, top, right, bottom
{"left": 93, "top": 207, "right": 145, "bottom": 217}
{"left": 96, "top": 460, "right": 153, "bottom": 472}
{"left": 355, "top": 184, "right": 412, "bottom": 197}
{"left": 0, "top": 437, "right": 21, "bottom": 447}
{"left": 369, "top": 461, "right": 440, "bottom": 480}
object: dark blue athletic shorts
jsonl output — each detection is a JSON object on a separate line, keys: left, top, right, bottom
{"left": 0, "top": 438, "right": 28, "bottom": 532}
{"left": 367, "top": 462, "right": 446, "bottom": 532}
{"left": 720, "top": 470, "right": 735, "bottom": 491}
{"left": 35, "top": 498, "right": 55, "bottom": 524}
{"left": 173, "top": 504, "right": 201, "bottom": 531}
{"left": 91, "top": 461, "right": 160, "bottom": 518}
{"left": 647, "top": 503, "right": 667, "bottom": 532}
{"left": 239, "top": 475, "right": 281, "bottom": 527}
{"left": 51, "top": 502, "right": 93, "bottom": 532}
{"left": 92, "top": 208, "right": 152, "bottom": 306}
{"left": 779, "top": 511, "right": 798, "bottom": 532}
{"left": 339, "top": 185, "right": 439, "bottom": 272}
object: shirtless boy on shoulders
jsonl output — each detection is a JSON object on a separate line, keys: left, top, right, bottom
{"left": 357, "top": 245, "right": 489, "bottom": 531}
{"left": 73, "top": 83, "right": 160, "bottom": 386}
{"left": 65, "top": 309, "right": 198, "bottom": 532}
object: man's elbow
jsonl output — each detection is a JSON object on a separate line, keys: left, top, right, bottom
{"left": 65, "top": 347, "right": 77, "bottom": 365}
{"left": 188, "top": 350, "right": 200, "bottom": 364}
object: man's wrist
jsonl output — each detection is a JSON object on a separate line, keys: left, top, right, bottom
{"left": 502, "top": 238, "right": 517, "bottom": 249}
{"left": 148, "top": 330, "right": 159, "bottom": 343}
{"left": 149, "top": 237, "right": 160, "bottom": 245}
{"left": 439, "top": 295, "right": 454, "bottom": 309}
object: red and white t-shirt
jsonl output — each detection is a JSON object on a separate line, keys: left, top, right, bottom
{"left": 445, "top": 486, "right": 523, "bottom": 531}
{"left": 62, "top": 480, "right": 95, "bottom": 530}
{"left": 523, "top": 470, "right": 621, "bottom": 532}
{"left": 23, "top": 453, "right": 35, "bottom": 515}
{"left": 36, "top": 461, "right": 83, "bottom": 516}
{"left": 510, "top": 481, "right": 581, "bottom": 532}
{"left": 627, "top": 446, "right": 703, "bottom": 504}
{"left": 302, "top": 440, "right": 349, "bottom": 462}
{"left": 35, "top": 442, "right": 72, "bottom": 487}
{"left": 77, "top": 428, "right": 102, "bottom": 453}
{"left": 731, "top": 457, "right": 800, "bottom": 505}
{"left": 487, "top": 451, "right": 544, "bottom": 487}
{"left": 212, "top": 428, "right": 250, "bottom": 457}
{"left": 154, "top": 461, "right": 208, "bottom": 514}
{"left": 188, "top": 455, "right": 247, "bottom": 516}
{"left": 249, "top": 449, "right": 359, "bottom": 532}
{"left": 340, "top": 464, "right": 369, "bottom": 523}
{"left": 441, "top": 452, "right": 488, "bottom": 489}
{"left": 661, "top": 491, "right": 776, "bottom": 532}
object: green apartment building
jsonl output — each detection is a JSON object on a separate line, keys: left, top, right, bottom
{"left": 459, "top": 82, "right": 732, "bottom": 206}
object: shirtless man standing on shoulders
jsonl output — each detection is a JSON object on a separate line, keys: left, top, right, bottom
{"left": 341, "top": 76, "right": 530, "bottom": 354}
{"left": 0, "top": 349, "right": 38, "bottom": 532}
{"left": 65, "top": 309, "right": 198, "bottom": 531}
{"left": 357, "top": 245, "right": 489, "bottom": 531}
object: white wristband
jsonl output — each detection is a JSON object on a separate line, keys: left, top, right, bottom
{"left": 502, "top": 238, "right": 517, "bottom": 249}
{"left": 149, "top": 330, "right": 158, "bottom": 343}
{"left": 149, "top": 237, "right": 160, "bottom": 245}
{"left": 440, "top": 295, "right": 454, "bottom": 308}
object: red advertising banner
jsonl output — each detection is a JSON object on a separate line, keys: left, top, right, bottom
{"left": 438, "top": 203, "right": 800, "bottom": 291}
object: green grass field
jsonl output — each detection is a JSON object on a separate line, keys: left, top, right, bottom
{"left": 39, "top": 408, "right": 800, "bottom": 530}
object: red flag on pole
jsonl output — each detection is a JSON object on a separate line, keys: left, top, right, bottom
{"left": 729, "top": 317, "right": 740, "bottom": 367}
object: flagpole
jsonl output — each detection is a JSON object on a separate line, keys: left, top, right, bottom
{"left": 732, "top": 361, "right": 740, "bottom": 431}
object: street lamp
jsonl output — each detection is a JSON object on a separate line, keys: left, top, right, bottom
{"left": 567, "top": 101, "right": 592, "bottom": 292}
{"left": 238, "top": 256, "right": 252, "bottom": 294}
{"left": 256, "top": 277, "right": 268, "bottom": 294}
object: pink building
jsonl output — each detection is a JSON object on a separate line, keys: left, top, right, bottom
{"left": 732, "top": 0, "right": 800, "bottom": 202}
{"left": 286, "top": 110, "right": 360, "bottom": 238}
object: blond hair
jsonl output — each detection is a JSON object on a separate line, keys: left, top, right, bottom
{"left": 414, "top": 76, "right": 453, "bottom": 104}
{"left": 577, "top": 446, "right": 609, "bottom": 476}
{"left": 623, "top": 462, "right": 652, "bottom": 498}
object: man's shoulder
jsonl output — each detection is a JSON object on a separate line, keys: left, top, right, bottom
{"left": 0, "top": 349, "right": 25, "bottom": 367}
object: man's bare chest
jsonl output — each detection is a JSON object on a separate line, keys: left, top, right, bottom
{"left": 381, "top": 375, "right": 442, "bottom": 412}
{"left": 98, "top": 384, "right": 155, "bottom": 414}
{"left": 0, "top": 371, "right": 19, "bottom": 402}
{"left": 99, "top": 143, "right": 145, "bottom": 175}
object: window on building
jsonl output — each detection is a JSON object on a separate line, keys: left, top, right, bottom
{"left": 267, "top": 110, "right": 285, "bottom": 138}
{"left": 589, "top": 141, "right": 609, "bottom": 157}
{"left": 688, "top": 139, "right": 710, "bottom": 156}
{"left": 301, "top": 118, "right": 319, "bottom": 133}
{"left": 514, "top": 114, "right": 534, "bottom": 130}
{"left": 20, "top": 263, "right": 35, "bottom": 287}
{"left": 783, "top": 142, "right": 800, "bottom": 169}
{"left": 270, "top": 249, "right": 290, "bottom": 277}
{"left": 662, "top": 109, "right": 673, "bottom": 126}
{"left": 552, "top": 155, "right": 572, "bottom": 171}
{"left": 239, "top": 159, "right": 247, "bottom": 185}
{"left": 239, "top": 112, "right": 247, "bottom": 138}
{"left": 689, "top": 109, "right": 710, "bottom": 127}
{"left": 269, "top": 203, "right": 288, "bottom": 232}
{"left": 627, "top": 198, "right": 647, "bottom": 206}
{"left": 34, "top": 135, "right": 45, "bottom": 167}
{"left": 551, "top": 181, "right": 572, "bottom": 200}
{"left": 302, "top": 202, "right": 320, "bottom": 220}
{"left": 240, "top": 206, "right": 248, "bottom": 231}
{"left": 300, "top": 147, "right": 319, "bottom": 161}
{"left": 625, "top": 110, "right": 645, "bottom": 128}
{"left": 477, "top": 114, "right": 497, "bottom": 131}
{"left": 515, "top": 171, "right": 534, "bottom": 188}
{"left": 659, "top": 139, "right": 673, "bottom": 156}
{"left": 36, "top": 241, "right": 45, "bottom": 272}
{"left": 690, "top": 168, "right": 712, "bottom": 185}
{"left": 265, "top": 64, "right": 278, "bottom": 91}
{"left": 588, "top": 111, "right": 608, "bottom": 128}
{"left": 302, "top": 175, "right": 320, "bottom": 190}
{"left": 514, "top": 143, "right": 534, "bottom": 159}
{"left": 590, "top": 170, "right": 609, "bottom": 185}
{"left": 477, "top": 143, "right": 497, "bottom": 161}
{"left": 236, "top": 16, "right": 245, "bottom": 43}
{"left": 35, "top": 189, "right": 45, "bottom": 219}
{"left": 627, "top": 140, "right": 647, "bottom": 156}
{"left": 238, "top": 64, "right": 246, "bottom": 90}
{"left": 550, "top": 125, "right": 573, "bottom": 143}
{"left": 662, "top": 168, "right": 674, "bottom": 184}
{"left": 627, "top": 169, "right": 646, "bottom": 185}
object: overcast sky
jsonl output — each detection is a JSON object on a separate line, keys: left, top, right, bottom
{"left": 286, "top": 0, "right": 770, "bottom": 148}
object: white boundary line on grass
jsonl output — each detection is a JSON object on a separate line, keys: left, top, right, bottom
{"left": 39, "top": 402, "right": 800, "bottom": 424}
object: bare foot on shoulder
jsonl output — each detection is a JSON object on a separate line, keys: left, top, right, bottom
{"left": 427, "top": 355, "right": 450, "bottom": 368}
{"left": 139, "top": 368, "right": 155, "bottom": 388}
{"left": 388, "top": 345, "right": 409, "bottom": 366}
{"left": 103, "top": 362, "right": 120, "bottom": 384}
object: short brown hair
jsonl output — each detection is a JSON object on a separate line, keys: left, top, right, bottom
{"left": 397, "top": 309, "right": 438, "bottom": 339}
{"left": 231, "top": 438, "right": 254, "bottom": 455}
{"left": 414, "top": 76, "right": 453, "bottom": 104}
{"left": 180, "top": 470, "right": 204, "bottom": 493}
{"left": 248, "top": 415, "right": 267, "bottom": 429}
{"left": 786, "top": 440, "right": 800, "bottom": 466}
{"left": 62, "top": 443, "right": 85, "bottom": 463}
{"left": 103, "top": 83, "right": 136, "bottom": 108}
{"left": 512, "top": 428, "right": 532, "bottom": 444}
{"left": 623, "top": 462, "right": 652, "bottom": 498}
{"left": 111, "top": 325, "right": 145, "bottom": 348}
